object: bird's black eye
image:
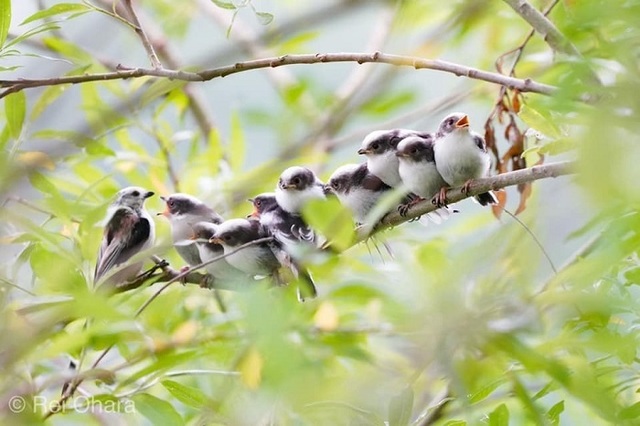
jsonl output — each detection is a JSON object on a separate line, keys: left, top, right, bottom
{"left": 132, "top": 190, "right": 140, "bottom": 197}
{"left": 371, "top": 143, "right": 380, "bottom": 150}
{"left": 224, "top": 235, "right": 231, "bottom": 241}
{"left": 292, "top": 177, "right": 301, "bottom": 185}
{"left": 168, "top": 199, "right": 175, "bottom": 207}
{"left": 447, "top": 119, "right": 454, "bottom": 126}
{"left": 255, "top": 200, "right": 261, "bottom": 206}
{"left": 411, "top": 148, "right": 418, "bottom": 154}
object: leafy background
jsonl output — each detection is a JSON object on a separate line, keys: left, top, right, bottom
{"left": 1, "top": 0, "right": 640, "bottom": 424}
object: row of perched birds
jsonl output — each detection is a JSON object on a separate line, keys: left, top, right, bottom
{"left": 93, "top": 112, "right": 496, "bottom": 301}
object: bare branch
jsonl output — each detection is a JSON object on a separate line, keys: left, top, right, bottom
{"left": 358, "top": 160, "right": 574, "bottom": 240}
{"left": 501, "top": 0, "right": 580, "bottom": 58}
{"left": 121, "top": 0, "right": 163, "bottom": 69}
{"left": 0, "top": 52, "right": 558, "bottom": 99}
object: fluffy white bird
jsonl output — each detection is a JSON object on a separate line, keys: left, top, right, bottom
{"left": 433, "top": 112, "right": 497, "bottom": 206}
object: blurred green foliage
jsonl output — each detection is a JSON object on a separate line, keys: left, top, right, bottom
{"left": 1, "top": 0, "right": 640, "bottom": 425}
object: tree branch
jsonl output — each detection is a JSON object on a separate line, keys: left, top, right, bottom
{"left": 358, "top": 160, "right": 574, "bottom": 240}
{"left": 0, "top": 52, "right": 557, "bottom": 99}
{"left": 501, "top": 0, "right": 580, "bottom": 58}
{"left": 121, "top": 0, "right": 163, "bottom": 69}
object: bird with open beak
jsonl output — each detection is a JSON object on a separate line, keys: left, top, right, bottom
{"left": 325, "top": 163, "right": 391, "bottom": 225}
{"left": 249, "top": 191, "right": 318, "bottom": 301}
{"left": 159, "top": 193, "right": 223, "bottom": 267}
{"left": 357, "top": 129, "right": 431, "bottom": 188}
{"left": 94, "top": 186, "right": 155, "bottom": 287}
{"left": 432, "top": 112, "right": 497, "bottom": 207}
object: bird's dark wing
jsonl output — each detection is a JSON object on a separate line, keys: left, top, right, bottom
{"left": 94, "top": 208, "right": 151, "bottom": 282}
{"left": 267, "top": 239, "right": 317, "bottom": 301}
{"left": 472, "top": 134, "right": 487, "bottom": 152}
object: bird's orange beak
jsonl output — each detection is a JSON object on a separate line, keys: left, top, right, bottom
{"left": 209, "top": 237, "right": 223, "bottom": 245}
{"left": 248, "top": 207, "right": 260, "bottom": 219}
{"left": 455, "top": 115, "right": 470, "bottom": 128}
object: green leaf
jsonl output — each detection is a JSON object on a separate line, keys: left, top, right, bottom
{"left": 302, "top": 197, "right": 355, "bottom": 252}
{"left": 31, "top": 84, "right": 69, "bottom": 120}
{"left": 255, "top": 11, "right": 274, "bottom": 25}
{"left": 546, "top": 400, "right": 564, "bottom": 425}
{"left": 228, "top": 112, "right": 245, "bottom": 171}
{"left": 0, "top": 0, "right": 10, "bottom": 49}
{"left": 140, "top": 79, "right": 187, "bottom": 107}
{"left": 161, "top": 379, "right": 209, "bottom": 408}
{"left": 5, "top": 91, "right": 26, "bottom": 140}
{"left": 468, "top": 378, "right": 507, "bottom": 404}
{"left": 43, "top": 36, "right": 93, "bottom": 64}
{"left": 211, "top": 0, "right": 236, "bottom": 10}
{"left": 20, "top": 3, "right": 90, "bottom": 26}
{"left": 488, "top": 403, "right": 509, "bottom": 426}
{"left": 519, "top": 105, "right": 562, "bottom": 139}
{"left": 130, "top": 393, "right": 184, "bottom": 425}
{"left": 388, "top": 387, "right": 413, "bottom": 426}
{"left": 3, "top": 22, "right": 60, "bottom": 52}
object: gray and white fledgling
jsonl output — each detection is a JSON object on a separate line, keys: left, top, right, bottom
{"left": 94, "top": 186, "right": 155, "bottom": 286}
{"left": 357, "top": 129, "right": 431, "bottom": 188}
{"left": 190, "top": 221, "right": 248, "bottom": 284}
{"left": 275, "top": 166, "right": 326, "bottom": 215}
{"left": 249, "top": 192, "right": 318, "bottom": 301}
{"left": 396, "top": 134, "right": 452, "bottom": 217}
{"left": 159, "top": 193, "right": 223, "bottom": 266}
{"left": 433, "top": 113, "right": 497, "bottom": 206}
{"left": 209, "top": 218, "right": 280, "bottom": 277}
{"left": 326, "top": 163, "right": 391, "bottom": 224}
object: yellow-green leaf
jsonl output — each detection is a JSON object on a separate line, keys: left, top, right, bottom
{"left": 161, "top": 380, "right": 209, "bottom": 408}
{"left": 21, "top": 3, "right": 90, "bottom": 26}
{"left": 131, "top": 394, "right": 184, "bottom": 426}
{"left": 238, "top": 346, "right": 263, "bottom": 390}
{"left": 0, "top": 0, "right": 10, "bottom": 49}
{"left": 5, "top": 91, "right": 26, "bottom": 140}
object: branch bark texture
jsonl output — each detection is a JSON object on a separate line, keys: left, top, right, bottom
{"left": 0, "top": 52, "right": 557, "bottom": 99}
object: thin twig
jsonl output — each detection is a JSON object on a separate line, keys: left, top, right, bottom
{"left": 0, "top": 52, "right": 558, "bottom": 99}
{"left": 121, "top": 0, "right": 163, "bottom": 69}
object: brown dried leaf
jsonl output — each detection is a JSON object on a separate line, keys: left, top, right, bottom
{"left": 491, "top": 189, "right": 507, "bottom": 219}
{"left": 511, "top": 90, "right": 521, "bottom": 113}
{"left": 515, "top": 182, "right": 533, "bottom": 215}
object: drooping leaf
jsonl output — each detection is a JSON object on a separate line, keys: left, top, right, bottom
{"left": 20, "top": 3, "right": 90, "bottom": 26}
{"left": 255, "top": 11, "right": 274, "bottom": 25}
{"left": 130, "top": 393, "right": 184, "bottom": 426}
{"left": 5, "top": 91, "right": 26, "bottom": 140}
{"left": 0, "top": 0, "right": 10, "bottom": 49}
{"left": 546, "top": 400, "right": 564, "bottom": 425}
{"left": 211, "top": 0, "right": 236, "bottom": 10}
{"left": 161, "top": 380, "right": 209, "bottom": 409}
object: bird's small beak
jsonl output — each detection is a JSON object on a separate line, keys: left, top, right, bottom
{"left": 159, "top": 195, "right": 166, "bottom": 201}
{"left": 357, "top": 148, "right": 369, "bottom": 155}
{"left": 280, "top": 183, "right": 296, "bottom": 190}
{"left": 247, "top": 207, "right": 260, "bottom": 219}
{"left": 145, "top": 191, "right": 155, "bottom": 199}
{"left": 323, "top": 184, "right": 333, "bottom": 195}
{"left": 247, "top": 198, "right": 254, "bottom": 203}
{"left": 158, "top": 206, "right": 171, "bottom": 217}
{"left": 396, "top": 151, "right": 408, "bottom": 158}
{"left": 209, "top": 236, "right": 223, "bottom": 244}
{"left": 455, "top": 115, "right": 470, "bottom": 128}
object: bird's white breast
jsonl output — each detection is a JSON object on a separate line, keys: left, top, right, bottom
{"left": 223, "top": 244, "right": 271, "bottom": 276}
{"left": 338, "top": 188, "right": 380, "bottom": 223}
{"left": 398, "top": 160, "right": 445, "bottom": 199}
{"left": 275, "top": 185, "right": 325, "bottom": 214}
{"left": 434, "top": 132, "right": 489, "bottom": 186}
{"left": 367, "top": 151, "right": 401, "bottom": 187}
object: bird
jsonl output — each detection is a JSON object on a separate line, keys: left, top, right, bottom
{"left": 94, "top": 186, "right": 156, "bottom": 287}
{"left": 158, "top": 193, "right": 223, "bottom": 267}
{"left": 275, "top": 166, "right": 326, "bottom": 215}
{"left": 357, "top": 129, "right": 431, "bottom": 188}
{"left": 325, "top": 162, "right": 391, "bottom": 224}
{"left": 190, "top": 221, "right": 248, "bottom": 285}
{"left": 209, "top": 218, "right": 281, "bottom": 278}
{"left": 432, "top": 112, "right": 497, "bottom": 207}
{"left": 249, "top": 191, "right": 319, "bottom": 301}
{"left": 396, "top": 134, "right": 450, "bottom": 216}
